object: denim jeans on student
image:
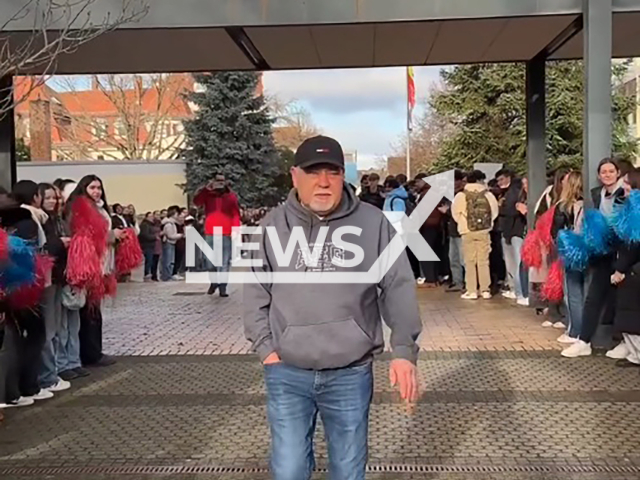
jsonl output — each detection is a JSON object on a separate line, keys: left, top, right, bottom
{"left": 502, "top": 236, "right": 524, "bottom": 298}
{"left": 55, "top": 306, "right": 81, "bottom": 373}
{"left": 143, "top": 247, "right": 155, "bottom": 276}
{"left": 449, "top": 236, "right": 464, "bottom": 287}
{"left": 161, "top": 242, "right": 175, "bottom": 281}
{"left": 206, "top": 235, "right": 232, "bottom": 290}
{"left": 39, "top": 285, "right": 62, "bottom": 389}
{"left": 264, "top": 362, "right": 373, "bottom": 480}
{"left": 564, "top": 269, "right": 585, "bottom": 339}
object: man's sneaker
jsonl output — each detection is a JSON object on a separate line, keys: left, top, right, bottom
{"left": 446, "top": 284, "right": 463, "bottom": 293}
{"left": 541, "top": 320, "right": 554, "bottom": 327}
{"left": 461, "top": 292, "right": 478, "bottom": 300}
{"left": 0, "top": 397, "right": 35, "bottom": 408}
{"left": 606, "top": 342, "right": 629, "bottom": 360}
{"left": 72, "top": 367, "right": 91, "bottom": 378}
{"left": 27, "top": 389, "right": 54, "bottom": 401}
{"left": 59, "top": 369, "right": 79, "bottom": 381}
{"left": 557, "top": 334, "right": 578, "bottom": 344}
{"left": 481, "top": 291, "right": 492, "bottom": 300}
{"left": 171, "top": 274, "right": 184, "bottom": 281}
{"left": 561, "top": 340, "right": 592, "bottom": 358}
{"left": 552, "top": 321, "right": 566, "bottom": 329}
{"left": 516, "top": 297, "right": 529, "bottom": 307}
{"left": 45, "top": 379, "right": 71, "bottom": 392}
{"left": 502, "top": 291, "right": 517, "bottom": 300}
{"left": 220, "top": 291, "right": 229, "bottom": 298}
{"left": 416, "top": 277, "right": 426, "bottom": 285}
{"left": 207, "top": 283, "right": 218, "bottom": 295}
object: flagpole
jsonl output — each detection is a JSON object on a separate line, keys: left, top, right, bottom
{"left": 406, "top": 66, "right": 413, "bottom": 179}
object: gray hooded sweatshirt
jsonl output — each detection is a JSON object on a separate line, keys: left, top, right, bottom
{"left": 243, "top": 184, "right": 422, "bottom": 371}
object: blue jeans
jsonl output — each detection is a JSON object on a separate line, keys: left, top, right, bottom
{"left": 55, "top": 305, "right": 81, "bottom": 372}
{"left": 449, "top": 237, "right": 464, "bottom": 287}
{"left": 264, "top": 362, "right": 373, "bottom": 480}
{"left": 564, "top": 269, "right": 585, "bottom": 338}
{"left": 161, "top": 242, "right": 175, "bottom": 281}
{"left": 39, "top": 285, "right": 62, "bottom": 388}
{"left": 206, "top": 235, "right": 232, "bottom": 291}
{"left": 143, "top": 247, "right": 155, "bottom": 276}
{"left": 502, "top": 237, "right": 524, "bottom": 298}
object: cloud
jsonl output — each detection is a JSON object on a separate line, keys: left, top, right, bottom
{"left": 264, "top": 66, "right": 442, "bottom": 115}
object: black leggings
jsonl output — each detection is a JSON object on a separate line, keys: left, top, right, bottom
{"left": 579, "top": 258, "right": 617, "bottom": 343}
{"left": 80, "top": 305, "right": 103, "bottom": 366}
{"left": 419, "top": 227, "right": 442, "bottom": 283}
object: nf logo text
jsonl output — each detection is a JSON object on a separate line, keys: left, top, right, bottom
{"left": 185, "top": 170, "right": 455, "bottom": 284}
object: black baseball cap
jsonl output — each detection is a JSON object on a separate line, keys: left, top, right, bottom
{"left": 294, "top": 135, "right": 344, "bottom": 170}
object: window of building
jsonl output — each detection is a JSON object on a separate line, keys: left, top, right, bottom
{"left": 93, "top": 118, "right": 109, "bottom": 139}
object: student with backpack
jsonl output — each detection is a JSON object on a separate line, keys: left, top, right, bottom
{"left": 452, "top": 170, "right": 499, "bottom": 300}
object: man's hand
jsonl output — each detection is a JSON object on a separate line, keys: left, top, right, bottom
{"left": 611, "top": 271, "right": 626, "bottom": 285}
{"left": 516, "top": 202, "right": 528, "bottom": 215}
{"left": 114, "top": 228, "right": 125, "bottom": 240}
{"left": 61, "top": 237, "right": 71, "bottom": 248}
{"left": 263, "top": 352, "right": 282, "bottom": 365}
{"left": 389, "top": 358, "right": 419, "bottom": 404}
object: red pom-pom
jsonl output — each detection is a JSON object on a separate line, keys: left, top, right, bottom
{"left": 522, "top": 230, "right": 543, "bottom": 269}
{"left": 70, "top": 196, "right": 108, "bottom": 258}
{"left": 115, "top": 228, "right": 143, "bottom": 275}
{"left": 536, "top": 206, "right": 556, "bottom": 251}
{"left": 0, "top": 228, "right": 9, "bottom": 261}
{"left": 104, "top": 274, "right": 117, "bottom": 297}
{"left": 7, "top": 254, "right": 54, "bottom": 309}
{"left": 541, "top": 260, "right": 564, "bottom": 303}
{"left": 67, "top": 235, "right": 101, "bottom": 288}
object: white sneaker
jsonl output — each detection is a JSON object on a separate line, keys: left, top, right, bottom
{"left": 417, "top": 277, "right": 426, "bottom": 285}
{"left": 461, "top": 292, "right": 478, "bottom": 300}
{"left": 45, "top": 379, "right": 71, "bottom": 392}
{"left": 606, "top": 342, "right": 630, "bottom": 359}
{"left": 502, "top": 291, "right": 517, "bottom": 300}
{"left": 171, "top": 274, "right": 184, "bottom": 281}
{"left": 481, "top": 291, "right": 492, "bottom": 300}
{"left": 557, "top": 334, "right": 579, "bottom": 344}
{"left": 561, "top": 340, "right": 592, "bottom": 358}
{"left": 26, "top": 389, "right": 54, "bottom": 401}
{"left": 0, "top": 396, "right": 35, "bottom": 408}
{"left": 541, "top": 321, "right": 554, "bottom": 327}
{"left": 517, "top": 297, "right": 530, "bottom": 307}
{"left": 552, "top": 321, "right": 566, "bottom": 329}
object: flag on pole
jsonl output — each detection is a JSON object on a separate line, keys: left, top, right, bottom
{"left": 407, "top": 66, "right": 416, "bottom": 131}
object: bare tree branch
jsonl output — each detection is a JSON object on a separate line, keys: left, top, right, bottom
{"left": 267, "top": 95, "right": 321, "bottom": 151}
{"left": 51, "top": 73, "right": 187, "bottom": 161}
{"left": 1, "top": 0, "right": 148, "bottom": 118}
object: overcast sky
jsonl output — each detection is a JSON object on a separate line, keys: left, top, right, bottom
{"left": 264, "top": 66, "right": 442, "bottom": 169}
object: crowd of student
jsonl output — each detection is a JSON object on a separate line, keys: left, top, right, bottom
{"left": 0, "top": 175, "right": 143, "bottom": 416}
{"left": 361, "top": 158, "right": 640, "bottom": 365}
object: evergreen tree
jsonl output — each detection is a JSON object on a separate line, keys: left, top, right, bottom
{"left": 181, "top": 72, "right": 280, "bottom": 207}
{"left": 429, "top": 61, "right": 637, "bottom": 174}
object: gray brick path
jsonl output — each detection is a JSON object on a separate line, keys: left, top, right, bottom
{"left": 1, "top": 354, "right": 639, "bottom": 479}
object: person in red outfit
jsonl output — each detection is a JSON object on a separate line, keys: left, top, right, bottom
{"left": 193, "top": 174, "right": 240, "bottom": 297}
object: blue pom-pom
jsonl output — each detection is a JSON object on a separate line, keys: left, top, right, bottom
{"left": 0, "top": 235, "right": 37, "bottom": 291}
{"left": 582, "top": 209, "right": 614, "bottom": 256}
{"left": 557, "top": 229, "right": 589, "bottom": 271}
{"left": 611, "top": 190, "right": 640, "bottom": 243}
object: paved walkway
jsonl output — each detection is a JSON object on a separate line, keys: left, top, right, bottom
{"left": 1, "top": 282, "right": 639, "bottom": 480}
{"left": 102, "top": 282, "right": 562, "bottom": 356}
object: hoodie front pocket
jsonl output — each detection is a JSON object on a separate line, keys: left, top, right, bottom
{"left": 278, "top": 317, "right": 373, "bottom": 370}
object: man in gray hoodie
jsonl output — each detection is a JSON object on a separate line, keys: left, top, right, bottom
{"left": 244, "top": 136, "right": 422, "bottom": 480}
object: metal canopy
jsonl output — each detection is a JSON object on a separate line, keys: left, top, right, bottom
{"left": 2, "top": 0, "right": 640, "bottom": 74}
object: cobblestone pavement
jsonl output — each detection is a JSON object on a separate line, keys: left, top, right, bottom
{"left": 103, "top": 282, "right": 562, "bottom": 356}
{"left": 1, "top": 353, "right": 640, "bottom": 479}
